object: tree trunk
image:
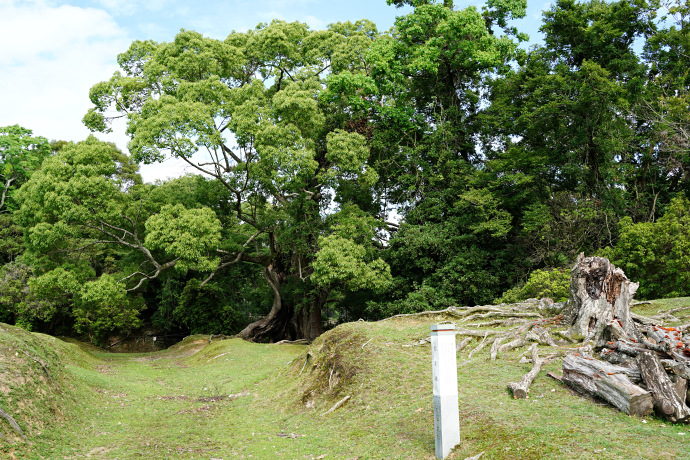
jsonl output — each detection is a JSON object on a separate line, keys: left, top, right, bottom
{"left": 507, "top": 343, "right": 543, "bottom": 399}
{"left": 237, "top": 265, "right": 295, "bottom": 342}
{"left": 637, "top": 350, "right": 690, "bottom": 422}
{"left": 237, "top": 264, "right": 325, "bottom": 342}
{"left": 563, "top": 253, "right": 640, "bottom": 344}
{"left": 293, "top": 289, "right": 326, "bottom": 342}
{"left": 561, "top": 353, "right": 653, "bottom": 416}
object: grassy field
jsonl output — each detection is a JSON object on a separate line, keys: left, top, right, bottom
{"left": 1, "top": 298, "right": 690, "bottom": 459}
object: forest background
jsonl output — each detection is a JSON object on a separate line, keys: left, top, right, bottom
{"left": 1, "top": 0, "right": 689, "bottom": 345}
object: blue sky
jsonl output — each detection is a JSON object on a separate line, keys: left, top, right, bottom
{"left": 0, "top": 0, "right": 550, "bottom": 181}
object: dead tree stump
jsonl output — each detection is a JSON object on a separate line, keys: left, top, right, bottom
{"left": 563, "top": 253, "right": 640, "bottom": 344}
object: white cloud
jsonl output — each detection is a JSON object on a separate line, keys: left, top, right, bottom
{"left": 0, "top": 0, "right": 189, "bottom": 182}
{"left": 303, "top": 15, "right": 326, "bottom": 30}
{"left": 0, "top": 1, "right": 128, "bottom": 140}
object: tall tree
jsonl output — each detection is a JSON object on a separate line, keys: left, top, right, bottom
{"left": 84, "top": 23, "right": 390, "bottom": 341}
{"left": 0, "top": 126, "right": 52, "bottom": 264}
{"left": 480, "top": 0, "right": 662, "bottom": 269}
{"left": 363, "top": 0, "right": 528, "bottom": 309}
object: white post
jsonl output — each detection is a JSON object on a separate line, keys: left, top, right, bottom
{"left": 431, "top": 323, "right": 460, "bottom": 459}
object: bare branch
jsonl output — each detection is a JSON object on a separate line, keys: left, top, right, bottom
{"left": 0, "top": 176, "right": 14, "bottom": 212}
{"left": 120, "top": 258, "right": 179, "bottom": 292}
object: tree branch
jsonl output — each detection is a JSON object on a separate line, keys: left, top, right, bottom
{"left": 0, "top": 176, "right": 14, "bottom": 212}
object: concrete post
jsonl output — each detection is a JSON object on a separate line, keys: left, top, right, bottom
{"left": 431, "top": 323, "right": 460, "bottom": 459}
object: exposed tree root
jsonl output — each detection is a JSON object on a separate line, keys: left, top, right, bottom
{"left": 0, "top": 406, "right": 26, "bottom": 441}
{"left": 322, "top": 395, "right": 351, "bottom": 416}
{"left": 508, "top": 344, "right": 544, "bottom": 399}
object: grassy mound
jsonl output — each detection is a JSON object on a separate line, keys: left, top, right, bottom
{"left": 0, "top": 323, "right": 100, "bottom": 457}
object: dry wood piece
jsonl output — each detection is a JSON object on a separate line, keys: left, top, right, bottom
{"left": 507, "top": 344, "right": 543, "bottom": 399}
{"left": 321, "top": 395, "right": 351, "bottom": 416}
{"left": 547, "top": 371, "right": 563, "bottom": 382}
{"left": 637, "top": 350, "right": 690, "bottom": 422}
{"left": 661, "top": 359, "right": 690, "bottom": 380}
{"left": 455, "top": 328, "right": 501, "bottom": 338}
{"left": 0, "top": 406, "right": 26, "bottom": 441}
{"left": 562, "top": 353, "right": 653, "bottom": 416}
{"left": 456, "top": 337, "right": 472, "bottom": 352}
{"left": 607, "top": 340, "right": 646, "bottom": 357}
{"left": 672, "top": 377, "right": 687, "bottom": 401}
{"left": 490, "top": 337, "right": 507, "bottom": 361}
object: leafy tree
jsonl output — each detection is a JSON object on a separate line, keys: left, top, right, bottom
{"left": 74, "top": 274, "right": 144, "bottom": 345}
{"left": 495, "top": 268, "right": 571, "bottom": 304}
{"left": 608, "top": 196, "right": 690, "bottom": 299}
{"left": 0, "top": 125, "right": 51, "bottom": 213}
{"left": 83, "top": 23, "right": 390, "bottom": 341}
{"left": 638, "top": 0, "right": 690, "bottom": 202}
{"left": 0, "top": 126, "right": 52, "bottom": 265}
{"left": 479, "top": 0, "right": 672, "bottom": 275}
{"left": 14, "top": 136, "right": 229, "bottom": 339}
{"left": 364, "top": 0, "right": 528, "bottom": 308}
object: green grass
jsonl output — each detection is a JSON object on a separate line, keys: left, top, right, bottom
{"left": 2, "top": 300, "right": 690, "bottom": 459}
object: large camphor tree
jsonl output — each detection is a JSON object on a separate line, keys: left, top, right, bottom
{"left": 83, "top": 21, "right": 391, "bottom": 341}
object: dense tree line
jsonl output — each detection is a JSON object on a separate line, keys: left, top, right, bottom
{"left": 1, "top": 0, "right": 689, "bottom": 344}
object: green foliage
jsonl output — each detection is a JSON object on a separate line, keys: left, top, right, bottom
{"left": 0, "top": 125, "right": 51, "bottom": 213}
{"left": 608, "top": 196, "right": 690, "bottom": 299}
{"left": 312, "top": 235, "right": 391, "bottom": 292}
{"left": 6, "top": 0, "right": 690, "bottom": 341}
{"left": 83, "top": 21, "right": 392, "bottom": 340}
{"left": 144, "top": 204, "right": 222, "bottom": 274}
{"left": 0, "top": 262, "right": 33, "bottom": 326}
{"left": 74, "top": 274, "right": 144, "bottom": 344}
{"left": 174, "top": 279, "right": 247, "bottom": 335}
{"left": 0, "top": 213, "right": 24, "bottom": 264}
{"left": 495, "top": 268, "right": 571, "bottom": 303}
{"left": 520, "top": 192, "right": 615, "bottom": 267}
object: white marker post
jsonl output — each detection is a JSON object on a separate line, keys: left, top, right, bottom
{"left": 431, "top": 323, "right": 460, "bottom": 459}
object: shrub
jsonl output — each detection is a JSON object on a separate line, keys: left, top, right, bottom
{"left": 608, "top": 196, "right": 690, "bottom": 299}
{"left": 495, "top": 268, "right": 570, "bottom": 304}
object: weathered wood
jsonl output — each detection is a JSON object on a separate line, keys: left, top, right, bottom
{"left": 0, "top": 406, "right": 26, "bottom": 441}
{"left": 661, "top": 359, "right": 690, "bottom": 380}
{"left": 490, "top": 336, "right": 507, "bottom": 361}
{"left": 547, "top": 371, "right": 563, "bottom": 382}
{"left": 672, "top": 376, "right": 687, "bottom": 402}
{"left": 599, "top": 347, "right": 637, "bottom": 368}
{"left": 456, "top": 337, "right": 473, "bottom": 352}
{"left": 508, "top": 344, "right": 543, "bottom": 399}
{"left": 321, "top": 395, "right": 351, "bottom": 416}
{"left": 562, "top": 353, "right": 653, "bottom": 416}
{"left": 637, "top": 350, "right": 690, "bottom": 422}
{"left": 607, "top": 340, "right": 648, "bottom": 357}
{"left": 563, "top": 254, "right": 640, "bottom": 343}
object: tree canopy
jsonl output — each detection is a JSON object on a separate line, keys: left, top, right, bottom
{"left": 1, "top": 0, "right": 689, "bottom": 344}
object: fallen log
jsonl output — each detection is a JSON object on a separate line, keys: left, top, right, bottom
{"left": 562, "top": 353, "right": 653, "bottom": 416}
{"left": 661, "top": 359, "right": 690, "bottom": 380}
{"left": 507, "top": 344, "right": 543, "bottom": 399}
{"left": 0, "top": 406, "right": 26, "bottom": 441}
{"left": 671, "top": 376, "right": 687, "bottom": 402}
{"left": 637, "top": 350, "right": 690, "bottom": 422}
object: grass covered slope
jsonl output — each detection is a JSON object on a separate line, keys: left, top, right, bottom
{"left": 2, "top": 297, "right": 690, "bottom": 459}
{"left": 0, "top": 323, "right": 101, "bottom": 457}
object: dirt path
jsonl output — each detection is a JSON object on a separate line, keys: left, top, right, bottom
{"left": 58, "top": 338, "right": 306, "bottom": 459}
